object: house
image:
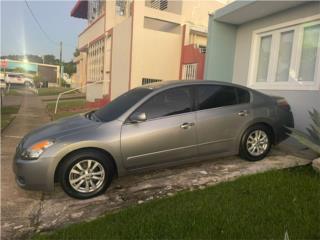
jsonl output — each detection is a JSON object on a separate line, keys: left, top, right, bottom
{"left": 0, "top": 59, "right": 60, "bottom": 86}
{"left": 71, "top": 0, "right": 226, "bottom": 105}
{"left": 205, "top": 1, "right": 320, "bottom": 132}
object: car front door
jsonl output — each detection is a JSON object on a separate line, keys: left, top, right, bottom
{"left": 195, "top": 85, "right": 252, "bottom": 156}
{"left": 121, "top": 86, "right": 197, "bottom": 169}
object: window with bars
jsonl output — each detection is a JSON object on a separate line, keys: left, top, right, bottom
{"left": 87, "top": 38, "right": 105, "bottom": 82}
{"left": 148, "top": 0, "right": 168, "bottom": 11}
{"left": 199, "top": 45, "right": 207, "bottom": 54}
{"left": 142, "top": 78, "right": 162, "bottom": 85}
{"left": 88, "top": 0, "right": 104, "bottom": 23}
{"left": 182, "top": 64, "right": 197, "bottom": 80}
{"left": 115, "top": 0, "right": 127, "bottom": 16}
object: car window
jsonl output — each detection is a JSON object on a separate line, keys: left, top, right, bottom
{"left": 94, "top": 87, "right": 152, "bottom": 122}
{"left": 135, "top": 86, "right": 193, "bottom": 120}
{"left": 197, "top": 85, "right": 237, "bottom": 110}
{"left": 237, "top": 88, "right": 250, "bottom": 104}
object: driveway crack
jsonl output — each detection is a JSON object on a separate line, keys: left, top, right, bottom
{"left": 30, "top": 192, "right": 45, "bottom": 234}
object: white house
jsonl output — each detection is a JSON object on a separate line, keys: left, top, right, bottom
{"left": 205, "top": 1, "right": 320, "bottom": 132}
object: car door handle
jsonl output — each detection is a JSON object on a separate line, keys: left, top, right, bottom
{"left": 180, "top": 122, "right": 195, "bottom": 129}
{"left": 238, "top": 110, "right": 249, "bottom": 116}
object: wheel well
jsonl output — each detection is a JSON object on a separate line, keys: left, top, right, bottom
{"left": 54, "top": 147, "right": 118, "bottom": 182}
{"left": 250, "top": 122, "right": 275, "bottom": 144}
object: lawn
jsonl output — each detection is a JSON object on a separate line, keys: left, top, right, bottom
{"left": 37, "top": 87, "right": 76, "bottom": 96}
{"left": 1, "top": 105, "right": 20, "bottom": 130}
{"left": 34, "top": 166, "right": 319, "bottom": 240}
{"left": 5, "top": 89, "right": 23, "bottom": 96}
{"left": 46, "top": 98, "right": 88, "bottom": 120}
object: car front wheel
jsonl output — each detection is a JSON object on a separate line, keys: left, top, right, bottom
{"left": 59, "top": 150, "right": 115, "bottom": 199}
{"left": 239, "top": 125, "right": 272, "bottom": 161}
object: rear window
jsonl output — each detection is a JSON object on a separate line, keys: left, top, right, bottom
{"left": 8, "top": 74, "right": 22, "bottom": 78}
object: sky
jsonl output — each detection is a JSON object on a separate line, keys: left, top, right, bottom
{"left": 0, "top": 0, "right": 87, "bottom": 61}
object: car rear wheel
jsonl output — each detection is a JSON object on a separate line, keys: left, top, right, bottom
{"left": 59, "top": 150, "right": 115, "bottom": 199}
{"left": 239, "top": 125, "right": 272, "bottom": 161}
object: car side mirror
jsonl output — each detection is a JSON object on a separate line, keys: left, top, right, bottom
{"left": 129, "top": 112, "right": 147, "bottom": 123}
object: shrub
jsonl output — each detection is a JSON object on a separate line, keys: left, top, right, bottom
{"left": 289, "top": 109, "right": 320, "bottom": 156}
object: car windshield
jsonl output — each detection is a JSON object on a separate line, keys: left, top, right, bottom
{"left": 94, "top": 88, "right": 153, "bottom": 122}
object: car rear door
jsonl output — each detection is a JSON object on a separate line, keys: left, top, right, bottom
{"left": 195, "top": 84, "right": 253, "bottom": 156}
{"left": 121, "top": 86, "right": 198, "bottom": 169}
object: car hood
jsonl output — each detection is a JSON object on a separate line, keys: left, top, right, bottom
{"left": 22, "top": 114, "right": 100, "bottom": 148}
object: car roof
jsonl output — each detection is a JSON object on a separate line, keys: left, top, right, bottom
{"left": 140, "top": 80, "right": 251, "bottom": 91}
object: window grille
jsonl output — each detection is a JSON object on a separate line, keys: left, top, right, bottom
{"left": 88, "top": 38, "right": 105, "bottom": 82}
{"left": 150, "top": 0, "right": 168, "bottom": 10}
{"left": 182, "top": 64, "right": 197, "bottom": 80}
{"left": 199, "top": 45, "right": 207, "bottom": 54}
{"left": 142, "top": 78, "right": 162, "bottom": 85}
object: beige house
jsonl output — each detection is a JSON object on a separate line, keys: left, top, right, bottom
{"left": 71, "top": 0, "right": 225, "bottom": 104}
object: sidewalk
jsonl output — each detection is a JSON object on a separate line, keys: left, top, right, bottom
{"left": 1, "top": 93, "right": 50, "bottom": 240}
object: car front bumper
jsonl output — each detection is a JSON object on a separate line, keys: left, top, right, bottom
{"left": 13, "top": 155, "right": 55, "bottom": 192}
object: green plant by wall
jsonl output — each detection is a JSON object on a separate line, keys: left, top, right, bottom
{"left": 289, "top": 109, "right": 320, "bottom": 155}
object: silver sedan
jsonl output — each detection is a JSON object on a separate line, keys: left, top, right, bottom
{"left": 13, "top": 81, "right": 294, "bottom": 199}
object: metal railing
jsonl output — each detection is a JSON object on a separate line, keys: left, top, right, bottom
{"left": 54, "top": 80, "right": 106, "bottom": 114}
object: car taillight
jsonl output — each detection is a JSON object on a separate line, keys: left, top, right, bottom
{"left": 277, "top": 98, "right": 290, "bottom": 111}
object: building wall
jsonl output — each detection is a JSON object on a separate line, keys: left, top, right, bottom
{"left": 181, "top": 0, "right": 224, "bottom": 26}
{"left": 130, "top": 1, "right": 182, "bottom": 89}
{"left": 78, "top": 14, "right": 105, "bottom": 49}
{"left": 105, "top": 0, "right": 131, "bottom": 31}
{"left": 204, "top": 19, "right": 237, "bottom": 82}
{"left": 75, "top": 0, "right": 225, "bottom": 103}
{"left": 110, "top": 18, "right": 132, "bottom": 100}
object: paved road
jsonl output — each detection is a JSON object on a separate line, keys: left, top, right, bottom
{"left": 0, "top": 93, "right": 313, "bottom": 240}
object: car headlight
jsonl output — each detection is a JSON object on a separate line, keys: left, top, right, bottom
{"left": 21, "top": 140, "right": 54, "bottom": 160}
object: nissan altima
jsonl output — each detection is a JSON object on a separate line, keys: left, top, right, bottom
{"left": 13, "top": 81, "right": 294, "bottom": 199}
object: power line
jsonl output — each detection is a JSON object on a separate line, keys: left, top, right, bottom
{"left": 24, "top": 0, "right": 58, "bottom": 45}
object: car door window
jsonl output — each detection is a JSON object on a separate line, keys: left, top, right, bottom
{"left": 197, "top": 85, "right": 237, "bottom": 110}
{"left": 135, "top": 87, "right": 193, "bottom": 120}
{"left": 237, "top": 88, "right": 251, "bottom": 104}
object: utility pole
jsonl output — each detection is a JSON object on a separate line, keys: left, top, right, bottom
{"left": 59, "top": 41, "right": 63, "bottom": 86}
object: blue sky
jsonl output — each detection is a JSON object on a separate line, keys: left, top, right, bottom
{"left": 1, "top": 0, "right": 87, "bottom": 61}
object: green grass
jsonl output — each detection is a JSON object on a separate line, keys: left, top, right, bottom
{"left": 34, "top": 166, "right": 320, "bottom": 240}
{"left": 37, "top": 87, "right": 77, "bottom": 96}
{"left": 46, "top": 99, "right": 87, "bottom": 120}
{"left": 1, "top": 105, "right": 20, "bottom": 130}
{"left": 5, "top": 89, "right": 23, "bottom": 96}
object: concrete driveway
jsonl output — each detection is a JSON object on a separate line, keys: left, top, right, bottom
{"left": 1, "top": 93, "right": 312, "bottom": 240}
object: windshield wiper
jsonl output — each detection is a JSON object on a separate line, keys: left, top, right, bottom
{"left": 85, "top": 110, "right": 101, "bottom": 122}
{"left": 91, "top": 111, "right": 102, "bottom": 122}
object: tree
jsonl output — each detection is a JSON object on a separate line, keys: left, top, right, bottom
{"left": 63, "top": 61, "right": 76, "bottom": 76}
{"left": 43, "top": 55, "right": 59, "bottom": 65}
{"left": 73, "top": 48, "right": 80, "bottom": 57}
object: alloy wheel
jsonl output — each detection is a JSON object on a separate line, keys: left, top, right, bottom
{"left": 246, "top": 130, "right": 269, "bottom": 156}
{"left": 69, "top": 159, "right": 105, "bottom": 193}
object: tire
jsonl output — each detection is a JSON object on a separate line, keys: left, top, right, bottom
{"left": 239, "top": 124, "right": 272, "bottom": 161}
{"left": 59, "top": 149, "right": 115, "bottom": 199}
